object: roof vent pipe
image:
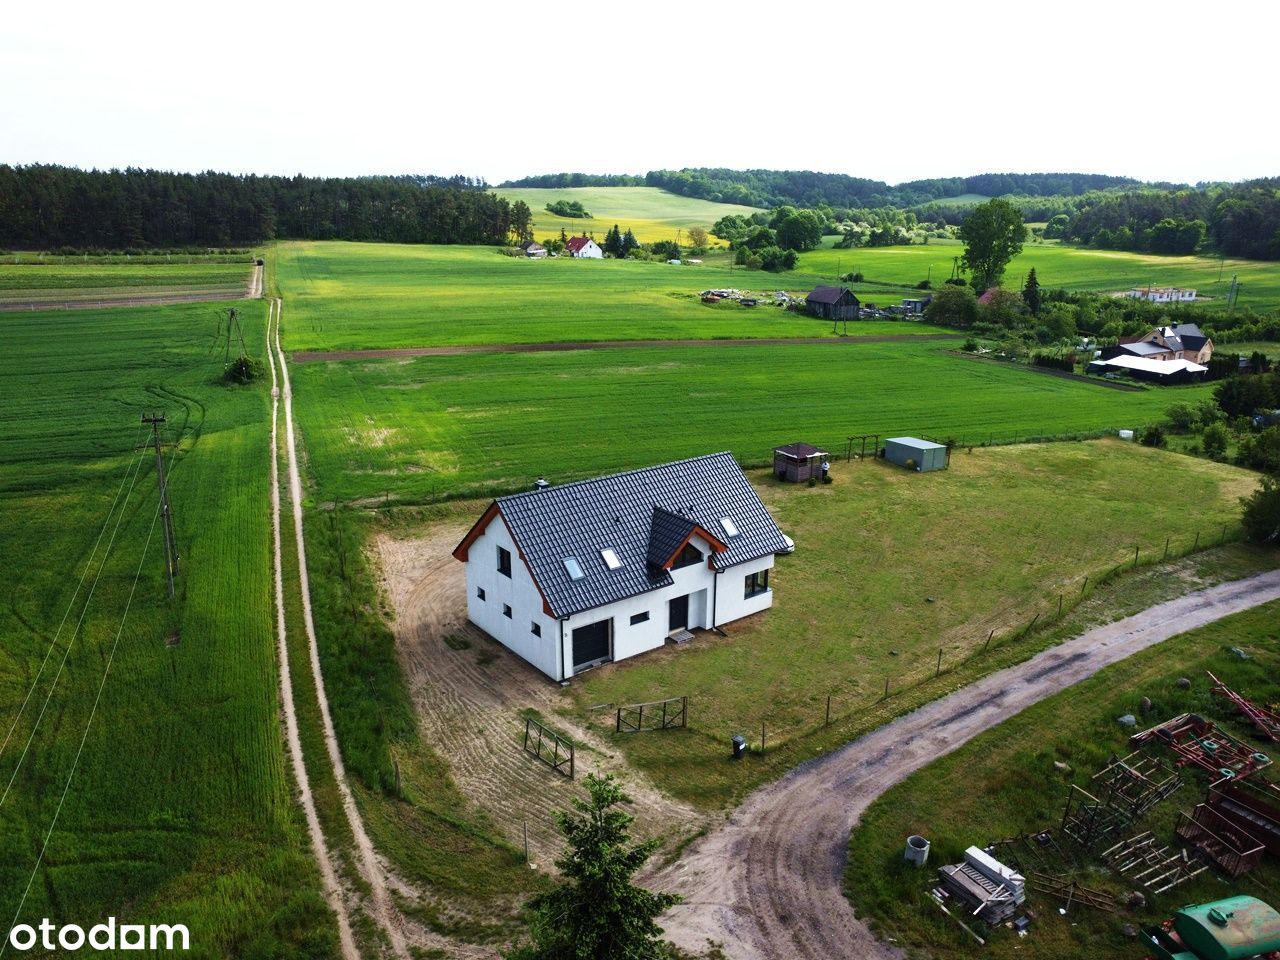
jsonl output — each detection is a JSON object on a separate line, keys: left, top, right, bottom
{"left": 534, "top": 477, "right": 550, "bottom": 491}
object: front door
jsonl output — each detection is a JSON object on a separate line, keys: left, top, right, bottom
{"left": 668, "top": 594, "right": 689, "bottom": 632}
{"left": 571, "top": 619, "right": 611, "bottom": 669}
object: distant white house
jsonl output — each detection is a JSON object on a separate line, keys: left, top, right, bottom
{"left": 565, "top": 236, "right": 603, "bottom": 259}
{"left": 452, "top": 453, "right": 790, "bottom": 681}
{"left": 1126, "top": 287, "right": 1196, "bottom": 303}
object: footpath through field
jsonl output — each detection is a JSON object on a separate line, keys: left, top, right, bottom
{"left": 654, "top": 569, "right": 1280, "bottom": 960}
{"left": 289, "top": 332, "right": 962, "bottom": 363}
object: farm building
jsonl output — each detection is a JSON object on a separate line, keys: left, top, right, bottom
{"left": 565, "top": 236, "right": 603, "bottom": 259}
{"left": 901, "top": 297, "right": 931, "bottom": 316}
{"left": 1087, "top": 355, "right": 1208, "bottom": 383}
{"left": 884, "top": 437, "right": 947, "bottom": 472}
{"left": 1126, "top": 286, "right": 1197, "bottom": 303}
{"left": 520, "top": 241, "right": 547, "bottom": 258}
{"left": 773, "top": 442, "right": 827, "bottom": 482}
{"left": 1102, "top": 323, "right": 1214, "bottom": 366}
{"left": 805, "top": 285, "right": 860, "bottom": 320}
{"left": 452, "top": 452, "right": 789, "bottom": 682}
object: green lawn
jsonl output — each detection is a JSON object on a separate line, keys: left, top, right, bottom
{"left": 558, "top": 442, "right": 1264, "bottom": 808}
{"left": 0, "top": 262, "right": 253, "bottom": 292}
{"left": 800, "top": 239, "right": 1280, "bottom": 313}
{"left": 845, "top": 600, "right": 1280, "bottom": 960}
{"left": 491, "top": 186, "right": 762, "bottom": 244}
{"left": 288, "top": 338, "right": 1217, "bottom": 505}
{"left": 0, "top": 301, "right": 336, "bottom": 957}
{"left": 272, "top": 241, "right": 946, "bottom": 352}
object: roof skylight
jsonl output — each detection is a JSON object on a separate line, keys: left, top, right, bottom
{"left": 720, "top": 517, "right": 740, "bottom": 538}
{"left": 601, "top": 548, "right": 622, "bottom": 570}
{"left": 564, "top": 557, "right": 585, "bottom": 580}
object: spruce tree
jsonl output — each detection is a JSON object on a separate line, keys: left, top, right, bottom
{"left": 1022, "top": 268, "right": 1042, "bottom": 315}
{"left": 506, "top": 774, "right": 680, "bottom": 960}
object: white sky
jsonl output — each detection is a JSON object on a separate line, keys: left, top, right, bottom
{"left": 2, "top": 0, "right": 1277, "bottom": 187}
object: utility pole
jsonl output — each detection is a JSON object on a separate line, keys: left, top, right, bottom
{"left": 142, "top": 413, "right": 178, "bottom": 598}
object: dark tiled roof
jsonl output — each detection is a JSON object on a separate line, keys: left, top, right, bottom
{"left": 774, "top": 442, "right": 827, "bottom": 460}
{"left": 1171, "top": 323, "right": 1208, "bottom": 350}
{"left": 565, "top": 236, "right": 593, "bottom": 253}
{"left": 646, "top": 507, "right": 698, "bottom": 569}
{"left": 486, "top": 452, "right": 789, "bottom": 618}
{"left": 806, "top": 285, "right": 855, "bottom": 305}
{"left": 1119, "top": 341, "right": 1174, "bottom": 357}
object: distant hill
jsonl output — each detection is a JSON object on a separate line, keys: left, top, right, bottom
{"left": 501, "top": 169, "right": 1151, "bottom": 210}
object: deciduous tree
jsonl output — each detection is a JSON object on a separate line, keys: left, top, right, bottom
{"left": 960, "top": 199, "right": 1026, "bottom": 292}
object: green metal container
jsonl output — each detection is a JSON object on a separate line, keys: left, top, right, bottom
{"left": 1172, "top": 896, "right": 1280, "bottom": 960}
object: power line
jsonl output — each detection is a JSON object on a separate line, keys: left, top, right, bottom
{"left": 0, "top": 424, "right": 148, "bottom": 765}
{"left": 0, "top": 498, "right": 162, "bottom": 957}
{"left": 0, "top": 436, "right": 150, "bottom": 809}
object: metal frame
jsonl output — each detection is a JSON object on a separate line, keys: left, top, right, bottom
{"left": 522, "top": 716, "right": 574, "bottom": 778}
{"left": 616, "top": 696, "right": 688, "bottom": 734}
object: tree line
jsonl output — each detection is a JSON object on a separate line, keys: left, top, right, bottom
{"left": 0, "top": 164, "right": 517, "bottom": 248}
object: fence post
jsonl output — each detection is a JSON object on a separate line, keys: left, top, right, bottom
{"left": 1057, "top": 594, "right": 1063, "bottom": 618}
{"left": 884, "top": 677, "right": 890, "bottom": 699}
{"left": 661, "top": 700, "right": 667, "bottom": 730}
{"left": 936, "top": 647, "right": 943, "bottom": 676}
{"left": 1194, "top": 530, "right": 1200, "bottom": 551}
{"left": 682, "top": 696, "right": 688, "bottom": 729}
{"left": 825, "top": 695, "right": 832, "bottom": 726}
{"left": 523, "top": 718, "right": 530, "bottom": 752}
{"left": 524, "top": 821, "right": 530, "bottom": 864}
{"left": 1025, "top": 613, "right": 1040, "bottom": 636}
{"left": 616, "top": 708, "right": 621, "bottom": 734}
{"left": 985, "top": 629, "right": 994, "bottom": 652}
{"left": 1081, "top": 575, "right": 1089, "bottom": 596}
{"left": 1134, "top": 544, "right": 1140, "bottom": 567}
{"left": 761, "top": 721, "right": 766, "bottom": 754}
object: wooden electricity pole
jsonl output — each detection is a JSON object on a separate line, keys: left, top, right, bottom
{"left": 143, "top": 413, "right": 179, "bottom": 598}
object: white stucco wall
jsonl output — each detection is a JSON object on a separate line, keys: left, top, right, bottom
{"left": 463, "top": 525, "right": 780, "bottom": 681}
{"left": 573, "top": 240, "right": 603, "bottom": 259}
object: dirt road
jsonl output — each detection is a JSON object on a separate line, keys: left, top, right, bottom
{"left": 290, "top": 332, "right": 961, "bottom": 363}
{"left": 266, "top": 298, "right": 359, "bottom": 960}
{"left": 655, "top": 569, "right": 1280, "bottom": 960}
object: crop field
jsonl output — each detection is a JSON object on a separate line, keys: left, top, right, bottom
{"left": 0, "top": 261, "right": 256, "bottom": 307}
{"left": 845, "top": 600, "right": 1280, "bottom": 960}
{"left": 0, "top": 301, "right": 335, "bottom": 956}
{"left": 491, "top": 185, "right": 762, "bottom": 244}
{"left": 287, "top": 337, "right": 1217, "bottom": 505}
{"left": 801, "top": 238, "right": 1280, "bottom": 312}
{"left": 272, "top": 241, "right": 945, "bottom": 352}
{"left": 557, "top": 442, "right": 1264, "bottom": 807}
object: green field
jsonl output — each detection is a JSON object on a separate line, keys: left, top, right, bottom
{"left": 288, "top": 337, "right": 1216, "bottom": 505}
{"left": 0, "top": 301, "right": 335, "bottom": 956}
{"left": 845, "top": 600, "right": 1280, "bottom": 960}
{"left": 557, "top": 442, "right": 1264, "bottom": 807}
{"left": 801, "top": 238, "right": 1280, "bottom": 312}
{"left": 272, "top": 241, "right": 945, "bottom": 352}
{"left": 0, "top": 262, "right": 253, "bottom": 292}
{"left": 491, "top": 186, "right": 762, "bottom": 244}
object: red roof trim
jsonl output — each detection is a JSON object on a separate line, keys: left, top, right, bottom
{"left": 660, "top": 525, "right": 729, "bottom": 570}
{"left": 452, "top": 501, "right": 499, "bottom": 562}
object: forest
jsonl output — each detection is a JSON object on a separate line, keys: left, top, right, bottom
{"left": 0, "top": 165, "right": 517, "bottom": 248}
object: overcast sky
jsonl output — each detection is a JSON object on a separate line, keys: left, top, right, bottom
{"left": 3, "top": 0, "right": 1276, "bottom": 187}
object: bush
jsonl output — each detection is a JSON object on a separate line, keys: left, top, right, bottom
{"left": 1140, "top": 424, "right": 1167, "bottom": 448}
{"left": 1241, "top": 475, "right": 1280, "bottom": 545}
{"left": 962, "top": 338, "right": 979, "bottom": 352}
{"left": 222, "top": 354, "right": 265, "bottom": 384}
{"left": 915, "top": 279, "right": 932, "bottom": 290}
{"left": 545, "top": 200, "right": 590, "bottom": 218}
{"left": 1202, "top": 423, "right": 1230, "bottom": 460}
{"left": 840, "top": 271, "right": 864, "bottom": 283}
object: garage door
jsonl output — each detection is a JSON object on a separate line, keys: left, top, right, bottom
{"left": 572, "top": 618, "right": 612, "bottom": 669}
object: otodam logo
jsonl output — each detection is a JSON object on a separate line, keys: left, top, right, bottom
{"left": 6, "top": 918, "right": 189, "bottom": 952}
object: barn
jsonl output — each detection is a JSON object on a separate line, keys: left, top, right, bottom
{"left": 806, "top": 285, "right": 860, "bottom": 320}
{"left": 452, "top": 452, "right": 790, "bottom": 681}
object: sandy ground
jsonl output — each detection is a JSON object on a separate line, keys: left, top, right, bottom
{"left": 651, "top": 569, "right": 1280, "bottom": 960}
{"left": 375, "top": 525, "right": 712, "bottom": 870}
{"left": 291, "top": 333, "right": 961, "bottom": 363}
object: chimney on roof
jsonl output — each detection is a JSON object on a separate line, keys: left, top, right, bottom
{"left": 534, "top": 477, "right": 550, "bottom": 491}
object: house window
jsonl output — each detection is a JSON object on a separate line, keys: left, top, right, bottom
{"left": 497, "top": 546, "right": 512, "bottom": 578}
{"left": 601, "top": 547, "right": 622, "bottom": 570}
{"left": 477, "top": 587, "right": 486, "bottom": 601}
{"left": 531, "top": 622, "right": 542, "bottom": 637}
{"left": 672, "top": 542, "right": 703, "bottom": 570}
{"left": 630, "top": 611, "right": 650, "bottom": 626}
{"left": 745, "top": 570, "right": 770, "bottom": 598}
{"left": 503, "top": 604, "right": 512, "bottom": 619}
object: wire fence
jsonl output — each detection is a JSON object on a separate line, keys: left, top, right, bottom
{"left": 601, "top": 522, "right": 1245, "bottom": 757}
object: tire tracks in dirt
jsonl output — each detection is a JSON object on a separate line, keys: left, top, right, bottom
{"left": 653, "top": 569, "right": 1280, "bottom": 960}
{"left": 266, "top": 297, "right": 359, "bottom": 960}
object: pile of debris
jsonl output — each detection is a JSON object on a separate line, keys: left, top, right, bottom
{"left": 936, "top": 846, "right": 1027, "bottom": 925}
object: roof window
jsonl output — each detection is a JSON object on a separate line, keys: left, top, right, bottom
{"left": 720, "top": 517, "right": 740, "bottom": 538}
{"left": 564, "top": 557, "right": 585, "bottom": 580}
{"left": 601, "top": 548, "right": 622, "bottom": 570}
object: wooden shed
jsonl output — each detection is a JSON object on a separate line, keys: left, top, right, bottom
{"left": 773, "top": 442, "right": 828, "bottom": 482}
{"left": 805, "top": 285, "right": 860, "bottom": 321}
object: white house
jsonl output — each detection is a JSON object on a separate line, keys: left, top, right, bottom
{"left": 452, "top": 452, "right": 789, "bottom": 681}
{"left": 1125, "top": 287, "right": 1197, "bottom": 303}
{"left": 565, "top": 236, "right": 603, "bottom": 259}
